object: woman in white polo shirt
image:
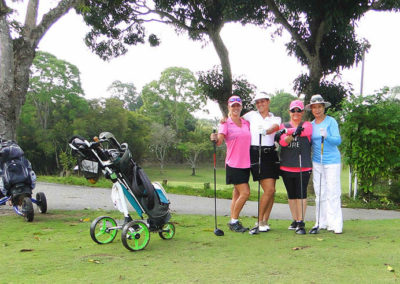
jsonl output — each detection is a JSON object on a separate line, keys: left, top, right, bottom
{"left": 243, "top": 92, "right": 281, "bottom": 234}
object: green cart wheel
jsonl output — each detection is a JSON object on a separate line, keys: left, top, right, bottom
{"left": 90, "top": 216, "right": 118, "bottom": 244}
{"left": 121, "top": 221, "right": 150, "bottom": 252}
{"left": 159, "top": 222, "right": 175, "bottom": 240}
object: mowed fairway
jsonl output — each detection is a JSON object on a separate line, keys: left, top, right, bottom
{"left": 1, "top": 210, "right": 399, "bottom": 283}
{"left": 143, "top": 164, "right": 350, "bottom": 194}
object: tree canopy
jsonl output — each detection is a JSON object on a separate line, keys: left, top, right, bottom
{"left": 107, "top": 80, "right": 143, "bottom": 111}
{"left": 262, "top": 0, "right": 400, "bottom": 105}
{"left": 140, "top": 67, "right": 202, "bottom": 136}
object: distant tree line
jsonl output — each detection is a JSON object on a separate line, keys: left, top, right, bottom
{"left": 16, "top": 51, "right": 400, "bottom": 202}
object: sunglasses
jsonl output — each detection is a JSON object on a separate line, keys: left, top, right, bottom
{"left": 229, "top": 97, "right": 242, "bottom": 103}
{"left": 290, "top": 108, "right": 303, "bottom": 113}
{"left": 311, "top": 97, "right": 324, "bottom": 103}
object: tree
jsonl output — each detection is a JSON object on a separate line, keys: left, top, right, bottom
{"left": 28, "top": 51, "right": 85, "bottom": 129}
{"left": 152, "top": 0, "right": 266, "bottom": 115}
{"left": 339, "top": 89, "right": 400, "bottom": 195}
{"left": 198, "top": 66, "right": 256, "bottom": 116}
{"left": 140, "top": 67, "right": 203, "bottom": 136}
{"left": 80, "top": 0, "right": 260, "bottom": 116}
{"left": 149, "top": 123, "right": 177, "bottom": 172}
{"left": 0, "top": 0, "right": 83, "bottom": 140}
{"left": 124, "top": 111, "right": 152, "bottom": 163}
{"left": 269, "top": 90, "right": 296, "bottom": 122}
{"left": 1, "top": 0, "right": 164, "bottom": 140}
{"left": 262, "top": 0, "right": 400, "bottom": 105}
{"left": 177, "top": 122, "right": 212, "bottom": 176}
{"left": 107, "top": 80, "right": 143, "bottom": 111}
{"left": 18, "top": 51, "right": 88, "bottom": 173}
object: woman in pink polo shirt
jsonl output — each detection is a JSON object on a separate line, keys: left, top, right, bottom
{"left": 211, "top": 95, "right": 251, "bottom": 233}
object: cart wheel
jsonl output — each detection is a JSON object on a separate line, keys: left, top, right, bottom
{"left": 159, "top": 222, "right": 175, "bottom": 240}
{"left": 36, "top": 192, "right": 47, "bottom": 213}
{"left": 121, "top": 221, "right": 150, "bottom": 252}
{"left": 90, "top": 216, "right": 118, "bottom": 244}
{"left": 22, "top": 197, "right": 34, "bottom": 222}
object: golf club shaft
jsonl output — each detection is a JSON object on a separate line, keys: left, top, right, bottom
{"left": 213, "top": 130, "right": 217, "bottom": 229}
{"left": 299, "top": 152, "right": 303, "bottom": 222}
{"left": 317, "top": 136, "right": 324, "bottom": 228}
{"left": 257, "top": 134, "right": 261, "bottom": 228}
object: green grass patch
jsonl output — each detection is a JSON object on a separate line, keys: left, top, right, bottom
{"left": 1, "top": 210, "right": 399, "bottom": 283}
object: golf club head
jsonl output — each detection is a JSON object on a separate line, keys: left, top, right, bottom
{"left": 249, "top": 227, "right": 259, "bottom": 235}
{"left": 309, "top": 227, "right": 319, "bottom": 234}
{"left": 295, "top": 228, "right": 306, "bottom": 235}
{"left": 214, "top": 228, "right": 224, "bottom": 236}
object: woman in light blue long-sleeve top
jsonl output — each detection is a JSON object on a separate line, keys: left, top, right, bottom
{"left": 306, "top": 94, "right": 343, "bottom": 234}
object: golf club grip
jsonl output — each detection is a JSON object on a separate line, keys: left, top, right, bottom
{"left": 321, "top": 136, "right": 324, "bottom": 156}
{"left": 213, "top": 129, "right": 217, "bottom": 167}
{"left": 258, "top": 133, "right": 262, "bottom": 175}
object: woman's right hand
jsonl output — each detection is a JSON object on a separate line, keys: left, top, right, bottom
{"left": 210, "top": 133, "right": 218, "bottom": 142}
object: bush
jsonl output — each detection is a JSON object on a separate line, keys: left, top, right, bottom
{"left": 338, "top": 90, "right": 400, "bottom": 194}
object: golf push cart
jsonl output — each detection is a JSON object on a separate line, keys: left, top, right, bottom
{"left": 68, "top": 132, "right": 175, "bottom": 252}
{"left": 0, "top": 140, "right": 47, "bottom": 222}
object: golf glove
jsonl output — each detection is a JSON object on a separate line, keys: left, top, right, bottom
{"left": 320, "top": 128, "right": 328, "bottom": 138}
{"left": 260, "top": 128, "right": 268, "bottom": 136}
{"left": 292, "top": 126, "right": 304, "bottom": 138}
{"left": 274, "top": 128, "right": 287, "bottom": 142}
{"left": 258, "top": 124, "right": 268, "bottom": 136}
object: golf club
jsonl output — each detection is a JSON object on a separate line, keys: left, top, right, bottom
{"left": 250, "top": 133, "right": 262, "bottom": 235}
{"left": 212, "top": 129, "right": 224, "bottom": 237}
{"left": 296, "top": 149, "right": 306, "bottom": 235}
{"left": 310, "top": 136, "right": 324, "bottom": 234}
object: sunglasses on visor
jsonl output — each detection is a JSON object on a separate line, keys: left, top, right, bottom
{"left": 229, "top": 97, "right": 242, "bottom": 103}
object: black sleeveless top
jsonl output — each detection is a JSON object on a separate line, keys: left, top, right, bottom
{"left": 279, "top": 122, "right": 312, "bottom": 168}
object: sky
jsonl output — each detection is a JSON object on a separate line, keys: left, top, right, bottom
{"left": 33, "top": 4, "right": 400, "bottom": 118}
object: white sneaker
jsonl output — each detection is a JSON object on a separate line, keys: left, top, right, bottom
{"left": 259, "top": 224, "right": 270, "bottom": 232}
{"left": 249, "top": 223, "right": 270, "bottom": 234}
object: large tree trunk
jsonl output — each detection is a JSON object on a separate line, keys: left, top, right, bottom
{"left": 209, "top": 28, "right": 232, "bottom": 117}
{"left": 0, "top": 15, "right": 15, "bottom": 139}
{"left": 0, "top": 0, "right": 79, "bottom": 140}
{"left": 304, "top": 56, "right": 323, "bottom": 103}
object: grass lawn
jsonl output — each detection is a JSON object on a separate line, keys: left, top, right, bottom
{"left": 1, "top": 210, "right": 399, "bottom": 283}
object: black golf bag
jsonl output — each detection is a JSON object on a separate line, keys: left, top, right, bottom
{"left": 0, "top": 140, "right": 36, "bottom": 203}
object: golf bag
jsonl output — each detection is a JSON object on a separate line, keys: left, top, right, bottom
{"left": 0, "top": 140, "right": 36, "bottom": 200}
{"left": 69, "top": 133, "right": 171, "bottom": 229}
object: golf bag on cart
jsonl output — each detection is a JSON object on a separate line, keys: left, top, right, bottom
{"left": 69, "top": 132, "right": 175, "bottom": 251}
{"left": 0, "top": 140, "right": 47, "bottom": 222}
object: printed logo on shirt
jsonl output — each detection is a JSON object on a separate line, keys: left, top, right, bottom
{"left": 288, "top": 141, "right": 300, "bottom": 149}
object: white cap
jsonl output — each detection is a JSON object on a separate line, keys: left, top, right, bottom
{"left": 251, "top": 92, "right": 270, "bottom": 104}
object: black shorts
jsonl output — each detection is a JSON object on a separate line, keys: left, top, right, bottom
{"left": 281, "top": 170, "right": 311, "bottom": 199}
{"left": 226, "top": 164, "right": 250, "bottom": 185}
{"left": 250, "top": 146, "right": 280, "bottom": 181}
